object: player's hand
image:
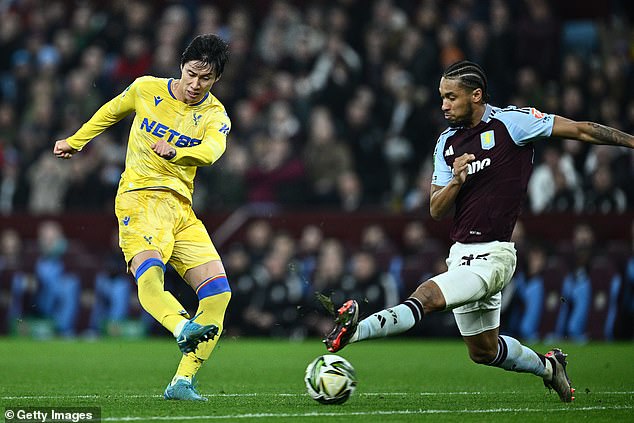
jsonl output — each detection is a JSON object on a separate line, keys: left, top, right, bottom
{"left": 452, "top": 153, "right": 475, "bottom": 184}
{"left": 151, "top": 140, "right": 176, "bottom": 160}
{"left": 53, "top": 139, "right": 78, "bottom": 159}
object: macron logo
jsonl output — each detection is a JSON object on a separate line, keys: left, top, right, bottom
{"left": 154, "top": 96, "right": 163, "bottom": 106}
{"left": 444, "top": 145, "right": 454, "bottom": 157}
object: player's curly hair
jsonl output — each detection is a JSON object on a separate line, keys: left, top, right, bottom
{"left": 181, "top": 34, "right": 230, "bottom": 78}
{"left": 442, "top": 60, "right": 490, "bottom": 103}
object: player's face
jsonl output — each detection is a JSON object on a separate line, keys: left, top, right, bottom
{"left": 178, "top": 61, "right": 218, "bottom": 104}
{"left": 439, "top": 77, "right": 477, "bottom": 128}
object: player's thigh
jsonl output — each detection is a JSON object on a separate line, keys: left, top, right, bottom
{"left": 452, "top": 294, "right": 501, "bottom": 337}
{"left": 432, "top": 241, "right": 517, "bottom": 308}
{"left": 114, "top": 190, "right": 178, "bottom": 267}
{"left": 170, "top": 215, "right": 221, "bottom": 280}
{"left": 432, "top": 266, "right": 489, "bottom": 309}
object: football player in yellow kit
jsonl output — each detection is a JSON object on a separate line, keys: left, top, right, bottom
{"left": 54, "top": 34, "right": 232, "bottom": 401}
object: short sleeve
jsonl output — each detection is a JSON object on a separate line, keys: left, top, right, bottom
{"left": 492, "top": 107, "right": 555, "bottom": 146}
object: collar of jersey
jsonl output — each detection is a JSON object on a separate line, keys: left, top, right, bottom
{"left": 481, "top": 103, "right": 494, "bottom": 123}
{"left": 167, "top": 79, "right": 209, "bottom": 107}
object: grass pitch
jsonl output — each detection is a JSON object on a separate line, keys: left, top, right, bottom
{"left": 0, "top": 337, "right": 632, "bottom": 422}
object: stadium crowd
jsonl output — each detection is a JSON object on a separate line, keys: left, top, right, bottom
{"left": 0, "top": 0, "right": 633, "bottom": 340}
{"left": 0, "top": 0, "right": 633, "bottom": 214}
{"left": 2, "top": 216, "right": 633, "bottom": 341}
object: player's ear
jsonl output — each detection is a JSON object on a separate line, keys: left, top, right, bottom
{"left": 472, "top": 87, "right": 483, "bottom": 103}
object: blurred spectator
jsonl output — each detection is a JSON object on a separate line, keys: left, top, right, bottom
{"left": 359, "top": 223, "right": 396, "bottom": 272}
{"left": 2, "top": 229, "right": 31, "bottom": 330}
{"left": 515, "top": 0, "right": 559, "bottom": 80}
{"left": 528, "top": 146, "right": 582, "bottom": 214}
{"left": 342, "top": 87, "right": 389, "bottom": 204}
{"left": 403, "top": 159, "right": 433, "bottom": 213}
{"left": 245, "top": 134, "right": 306, "bottom": 205}
{"left": 381, "top": 66, "right": 433, "bottom": 203}
{"left": 243, "top": 219, "right": 274, "bottom": 265}
{"left": 336, "top": 170, "right": 365, "bottom": 212}
{"left": 621, "top": 222, "right": 634, "bottom": 339}
{"left": 243, "top": 250, "right": 306, "bottom": 338}
{"left": 33, "top": 221, "right": 80, "bottom": 337}
{"left": 270, "top": 230, "right": 297, "bottom": 264}
{"left": 303, "top": 238, "right": 348, "bottom": 337}
{"left": 552, "top": 224, "right": 595, "bottom": 342}
{"left": 485, "top": 0, "right": 515, "bottom": 104}
{"left": 27, "top": 152, "right": 73, "bottom": 214}
{"left": 111, "top": 34, "right": 152, "bottom": 89}
{"left": 342, "top": 249, "right": 400, "bottom": 314}
{"left": 505, "top": 243, "right": 547, "bottom": 342}
{"left": 296, "top": 224, "right": 324, "bottom": 282}
{"left": 583, "top": 166, "right": 627, "bottom": 214}
{"left": 201, "top": 141, "right": 249, "bottom": 210}
{"left": 88, "top": 231, "right": 131, "bottom": 336}
{"left": 299, "top": 33, "right": 361, "bottom": 117}
{"left": 223, "top": 243, "right": 256, "bottom": 336}
{"left": 302, "top": 107, "right": 353, "bottom": 205}
{"left": 389, "top": 220, "right": 443, "bottom": 296}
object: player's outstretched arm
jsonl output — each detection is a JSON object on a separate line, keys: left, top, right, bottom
{"left": 552, "top": 116, "right": 634, "bottom": 148}
{"left": 53, "top": 139, "right": 79, "bottom": 159}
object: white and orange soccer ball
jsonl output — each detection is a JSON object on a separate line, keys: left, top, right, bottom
{"left": 305, "top": 354, "right": 357, "bottom": 405}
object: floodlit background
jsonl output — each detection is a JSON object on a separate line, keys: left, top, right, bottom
{"left": 0, "top": 0, "right": 633, "bottom": 343}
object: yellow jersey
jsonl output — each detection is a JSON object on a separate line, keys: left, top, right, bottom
{"left": 66, "top": 76, "right": 231, "bottom": 203}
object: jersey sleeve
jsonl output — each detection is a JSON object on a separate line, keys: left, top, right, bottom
{"left": 492, "top": 107, "right": 555, "bottom": 146}
{"left": 431, "top": 133, "right": 453, "bottom": 186}
{"left": 66, "top": 81, "right": 138, "bottom": 151}
{"left": 169, "top": 111, "right": 230, "bottom": 167}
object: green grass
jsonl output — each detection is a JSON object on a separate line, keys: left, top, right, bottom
{"left": 0, "top": 337, "right": 632, "bottom": 422}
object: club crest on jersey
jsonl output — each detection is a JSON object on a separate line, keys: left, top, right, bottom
{"left": 193, "top": 113, "right": 202, "bottom": 126}
{"left": 480, "top": 130, "right": 495, "bottom": 150}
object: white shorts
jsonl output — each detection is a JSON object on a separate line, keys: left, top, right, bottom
{"left": 430, "top": 241, "right": 517, "bottom": 336}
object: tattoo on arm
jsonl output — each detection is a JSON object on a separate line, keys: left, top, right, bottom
{"left": 588, "top": 123, "right": 634, "bottom": 147}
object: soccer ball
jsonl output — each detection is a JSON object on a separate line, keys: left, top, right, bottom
{"left": 305, "top": 354, "right": 357, "bottom": 404}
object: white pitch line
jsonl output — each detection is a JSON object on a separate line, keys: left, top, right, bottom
{"left": 101, "top": 406, "right": 634, "bottom": 422}
{"left": 2, "top": 391, "right": 634, "bottom": 400}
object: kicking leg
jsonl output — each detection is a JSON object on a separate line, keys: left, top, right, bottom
{"left": 165, "top": 260, "right": 231, "bottom": 401}
{"left": 324, "top": 279, "right": 443, "bottom": 352}
{"left": 324, "top": 263, "right": 493, "bottom": 352}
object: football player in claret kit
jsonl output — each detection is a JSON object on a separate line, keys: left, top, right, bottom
{"left": 53, "top": 34, "right": 232, "bottom": 401}
{"left": 325, "top": 60, "right": 634, "bottom": 402}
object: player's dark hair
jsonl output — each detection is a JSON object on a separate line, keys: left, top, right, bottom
{"left": 442, "top": 60, "right": 490, "bottom": 103}
{"left": 181, "top": 34, "right": 230, "bottom": 78}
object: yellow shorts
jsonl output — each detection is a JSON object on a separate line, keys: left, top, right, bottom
{"left": 114, "top": 189, "right": 220, "bottom": 276}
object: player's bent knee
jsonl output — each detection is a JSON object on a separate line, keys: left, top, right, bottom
{"left": 468, "top": 349, "right": 498, "bottom": 365}
{"left": 135, "top": 258, "right": 166, "bottom": 282}
{"left": 411, "top": 280, "right": 446, "bottom": 313}
{"left": 196, "top": 273, "right": 231, "bottom": 300}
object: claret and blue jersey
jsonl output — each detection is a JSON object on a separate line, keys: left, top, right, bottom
{"left": 432, "top": 104, "right": 555, "bottom": 243}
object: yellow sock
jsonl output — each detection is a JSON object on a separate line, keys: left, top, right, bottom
{"left": 136, "top": 264, "right": 188, "bottom": 333}
{"left": 175, "top": 291, "right": 231, "bottom": 379}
